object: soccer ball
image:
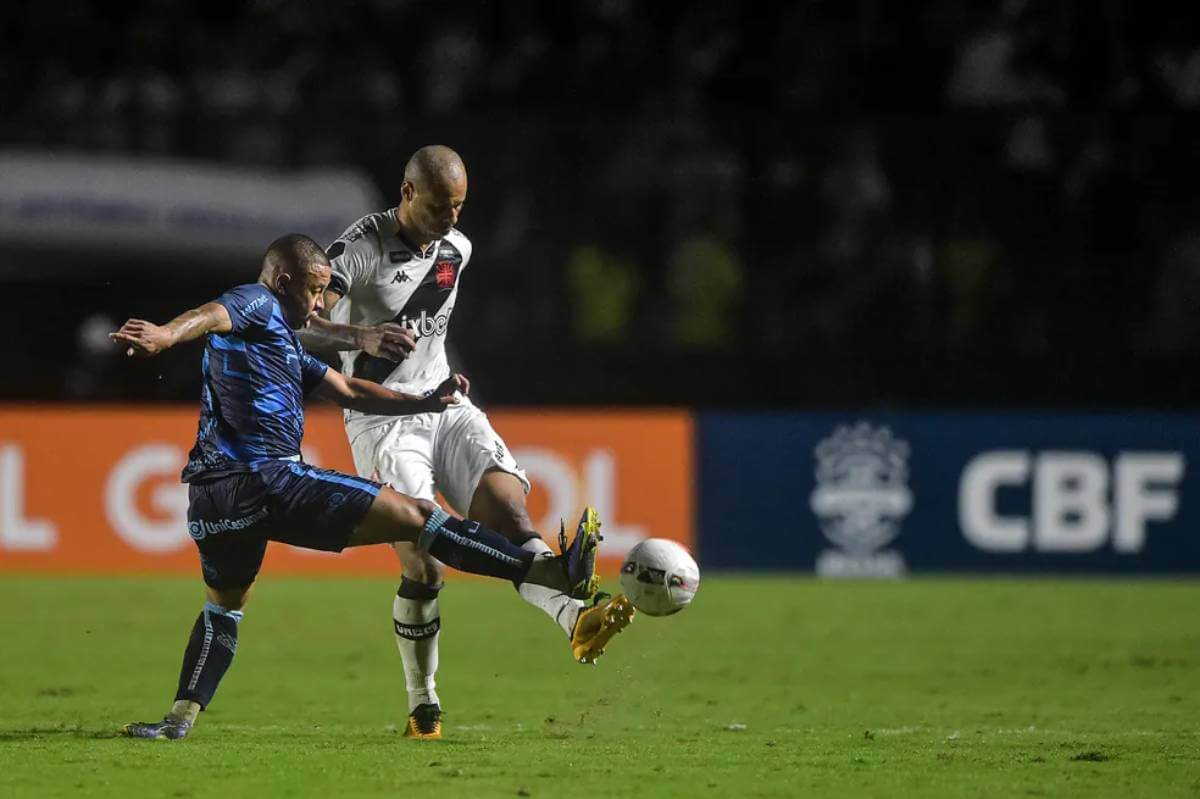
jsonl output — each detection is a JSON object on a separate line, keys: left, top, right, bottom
{"left": 619, "top": 538, "right": 700, "bottom": 616}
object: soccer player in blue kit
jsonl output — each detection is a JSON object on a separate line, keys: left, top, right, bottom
{"left": 110, "top": 234, "right": 600, "bottom": 740}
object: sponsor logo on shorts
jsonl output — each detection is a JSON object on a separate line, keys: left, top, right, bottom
{"left": 216, "top": 632, "right": 238, "bottom": 653}
{"left": 188, "top": 506, "right": 270, "bottom": 541}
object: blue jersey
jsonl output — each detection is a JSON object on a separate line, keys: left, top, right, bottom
{"left": 182, "top": 283, "right": 328, "bottom": 483}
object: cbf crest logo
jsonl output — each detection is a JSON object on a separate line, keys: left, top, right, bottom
{"left": 810, "top": 422, "right": 911, "bottom": 578}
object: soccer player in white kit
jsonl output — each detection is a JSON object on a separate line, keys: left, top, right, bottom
{"left": 298, "top": 146, "right": 634, "bottom": 738}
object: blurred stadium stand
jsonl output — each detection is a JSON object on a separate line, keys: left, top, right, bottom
{"left": 1, "top": 0, "right": 1198, "bottom": 407}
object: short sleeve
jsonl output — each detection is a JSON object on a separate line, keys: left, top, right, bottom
{"left": 214, "top": 284, "right": 274, "bottom": 334}
{"left": 300, "top": 351, "right": 329, "bottom": 394}
{"left": 326, "top": 221, "right": 378, "bottom": 297}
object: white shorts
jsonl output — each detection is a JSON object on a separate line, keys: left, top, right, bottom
{"left": 346, "top": 397, "right": 530, "bottom": 516}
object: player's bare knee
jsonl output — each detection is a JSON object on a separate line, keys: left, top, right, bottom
{"left": 411, "top": 497, "right": 438, "bottom": 525}
{"left": 360, "top": 489, "right": 438, "bottom": 545}
{"left": 396, "top": 496, "right": 440, "bottom": 536}
{"left": 406, "top": 555, "right": 444, "bottom": 586}
{"left": 423, "top": 555, "right": 445, "bottom": 586}
{"left": 397, "top": 541, "right": 444, "bottom": 585}
{"left": 207, "top": 584, "right": 252, "bottom": 611}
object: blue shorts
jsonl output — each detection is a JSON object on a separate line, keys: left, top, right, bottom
{"left": 186, "top": 460, "right": 382, "bottom": 589}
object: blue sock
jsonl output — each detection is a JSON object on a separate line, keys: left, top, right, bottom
{"left": 174, "top": 601, "right": 243, "bottom": 709}
{"left": 418, "top": 509, "right": 535, "bottom": 582}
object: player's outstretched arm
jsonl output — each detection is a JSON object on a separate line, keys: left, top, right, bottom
{"left": 297, "top": 291, "right": 416, "bottom": 359}
{"left": 109, "top": 303, "right": 233, "bottom": 358}
{"left": 300, "top": 316, "right": 416, "bottom": 359}
{"left": 315, "top": 370, "right": 469, "bottom": 415}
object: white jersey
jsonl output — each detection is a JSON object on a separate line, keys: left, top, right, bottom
{"left": 326, "top": 208, "right": 472, "bottom": 438}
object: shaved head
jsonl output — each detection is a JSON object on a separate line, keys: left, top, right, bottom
{"left": 261, "top": 233, "right": 329, "bottom": 282}
{"left": 259, "top": 233, "right": 331, "bottom": 329}
{"left": 398, "top": 145, "right": 468, "bottom": 245}
{"left": 404, "top": 145, "right": 467, "bottom": 192}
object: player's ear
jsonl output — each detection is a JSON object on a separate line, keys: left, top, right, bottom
{"left": 274, "top": 270, "right": 291, "bottom": 294}
{"left": 401, "top": 181, "right": 415, "bottom": 203}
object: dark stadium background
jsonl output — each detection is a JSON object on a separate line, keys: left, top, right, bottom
{"left": 4, "top": 6, "right": 1200, "bottom": 795}
{"left": 3, "top": 0, "right": 1198, "bottom": 408}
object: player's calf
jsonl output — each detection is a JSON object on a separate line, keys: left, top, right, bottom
{"left": 392, "top": 572, "right": 443, "bottom": 717}
{"left": 465, "top": 473, "right": 596, "bottom": 634}
{"left": 122, "top": 592, "right": 248, "bottom": 741}
{"left": 392, "top": 544, "right": 444, "bottom": 586}
{"left": 468, "top": 468, "right": 539, "bottom": 544}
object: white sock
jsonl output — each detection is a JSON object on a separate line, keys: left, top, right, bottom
{"left": 392, "top": 592, "right": 440, "bottom": 712}
{"left": 519, "top": 538, "right": 585, "bottom": 637}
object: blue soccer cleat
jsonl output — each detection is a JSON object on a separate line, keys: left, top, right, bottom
{"left": 122, "top": 716, "right": 193, "bottom": 740}
{"left": 558, "top": 507, "right": 602, "bottom": 600}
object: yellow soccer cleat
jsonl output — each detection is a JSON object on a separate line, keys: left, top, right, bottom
{"left": 571, "top": 593, "right": 635, "bottom": 665}
{"left": 403, "top": 703, "right": 443, "bottom": 740}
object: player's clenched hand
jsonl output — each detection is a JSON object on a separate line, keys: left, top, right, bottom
{"left": 359, "top": 323, "right": 416, "bottom": 361}
{"left": 428, "top": 373, "right": 470, "bottom": 412}
{"left": 109, "top": 319, "right": 175, "bottom": 358}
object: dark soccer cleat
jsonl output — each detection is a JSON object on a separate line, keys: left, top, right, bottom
{"left": 404, "top": 703, "right": 443, "bottom": 740}
{"left": 558, "top": 507, "right": 602, "bottom": 600}
{"left": 122, "top": 717, "right": 193, "bottom": 741}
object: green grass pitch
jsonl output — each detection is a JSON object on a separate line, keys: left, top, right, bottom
{"left": 0, "top": 575, "right": 1197, "bottom": 797}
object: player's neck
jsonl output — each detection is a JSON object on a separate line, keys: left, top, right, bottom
{"left": 394, "top": 207, "right": 436, "bottom": 256}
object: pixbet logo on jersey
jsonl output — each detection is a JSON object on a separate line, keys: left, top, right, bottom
{"left": 399, "top": 307, "right": 454, "bottom": 339}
